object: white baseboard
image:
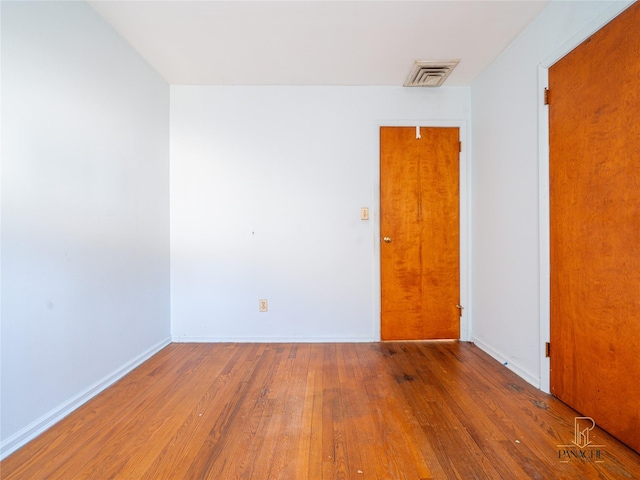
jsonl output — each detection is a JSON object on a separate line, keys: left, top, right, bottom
{"left": 171, "top": 335, "right": 376, "bottom": 343}
{"left": 471, "top": 337, "right": 540, "bottom": 389}
{"left": 0, "top": 337, "right": 171, "bottom": 460}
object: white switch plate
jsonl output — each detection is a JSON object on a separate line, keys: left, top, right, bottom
{"left": 361, "top": 207, "right": 369, "bottom": 220}
{"left": 259, "top": 299, "right": 268, "bottom": 312}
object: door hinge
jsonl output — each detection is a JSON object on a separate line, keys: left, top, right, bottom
{"left": 544, "top": 88, "right": 550, "bottom": 105}
{"left": 545, "top": 342, "right": 551, "bottom": 358}
{"left": 459, "top": 141, "right": 462, "bottom": 153}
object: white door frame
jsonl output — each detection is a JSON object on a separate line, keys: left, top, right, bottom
{"left": 373, "top": 120, "right": 471, "bottom": 341}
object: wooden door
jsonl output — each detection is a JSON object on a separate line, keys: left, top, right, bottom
{"left": 549, "top": 2, "right": 640, "bottom": 453}
{"left": 380, "top": 126, "right": 460, "bottom": 340}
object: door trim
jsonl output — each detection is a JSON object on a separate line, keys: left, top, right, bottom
{"left": 537, "top": 1, "right": 634, "bottom": 393}
{"left": 373, "top": 120, "right": 470, "bottom": 341}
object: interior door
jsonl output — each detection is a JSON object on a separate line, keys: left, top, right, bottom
{"left": 380, "top": 126, "right": 460, "bottom": 340}
{"left": 549, "top": 2, "right": 640, "bottom": 453}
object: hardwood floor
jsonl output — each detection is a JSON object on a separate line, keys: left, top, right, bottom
{"left": 2, "top": 342, "right": 639, "bottom": 479}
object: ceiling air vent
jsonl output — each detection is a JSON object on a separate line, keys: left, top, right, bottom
{"left": 404, "top": 60, "right": 459, "bottom": 87}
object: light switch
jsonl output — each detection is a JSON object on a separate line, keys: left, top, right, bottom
{"left": 361, "top": 207, "right": 369, "bottom": 220}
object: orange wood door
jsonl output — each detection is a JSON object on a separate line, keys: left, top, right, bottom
{"left": 380, "top": 126, "right": 460, "bottom": 340}
{"left": 549, "top": 2, "right": 640, "bottom": 453}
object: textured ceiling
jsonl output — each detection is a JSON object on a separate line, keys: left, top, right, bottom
{"left": 90, "top": 1, "right": 549, "bottom": 86}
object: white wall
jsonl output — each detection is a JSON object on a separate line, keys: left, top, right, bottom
{"left": 470, "top": 0, "right": 632, "bottom": 387}
{"left": 171, "top": 86, "right": 470, "bottom": 341}
{"left": 1, "top": 1, "right": 170, "bottom": 456}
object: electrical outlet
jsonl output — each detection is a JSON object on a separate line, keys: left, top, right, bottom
{"left": 259, "top": 299, "right": 268, "bottom": 312}
{"left": 361, "top": 207, "right": 369, "bottom": 220}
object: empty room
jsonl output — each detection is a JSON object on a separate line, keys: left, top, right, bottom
{"left": 1, "top": 1, "right": 639, "bottom": 478}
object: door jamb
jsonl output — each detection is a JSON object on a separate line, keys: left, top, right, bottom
{"left": 537, "top": 1, "right": 633, "bottom": 394}
{"left": 374, "top": 121, "right": 470, "bottom": 341}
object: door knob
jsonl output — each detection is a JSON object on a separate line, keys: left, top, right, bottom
{"left": 383, "top": 236, "right": 392, "bottom": 243}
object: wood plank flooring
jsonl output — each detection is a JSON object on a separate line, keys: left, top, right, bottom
{"left": 2, "top": 342, "right": 639, "bottom": 479}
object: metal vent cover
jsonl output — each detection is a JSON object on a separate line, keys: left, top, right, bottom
{"left": 404, "top": 60, "right": 459, "bottom": 87}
